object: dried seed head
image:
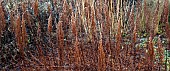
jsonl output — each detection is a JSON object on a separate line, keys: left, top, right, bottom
{"left": 95, "top": 8, "right": 100, "bottom": 21}
{"left": 0, "top": 4, "right": 6, "bottom": 32}
{"left": 129, "top": 5, "right": 135, "bottom": 30}
{"left": 22, "top": 14, "right": 27, "bottom": 47}
{"left": 15, "top": 15, "right": 21, "bottom": 40}
{"left": 48, "top": 4, "right": 52, "bottom": 14}
{"left": 71, "top": 14, "right": 77, "bottom": 37}
{"left": 105, "top": 5, "right": 111, "bottom": 36}
{"left": 152, "top": 0, "right": 160, "bottom": 35}
{"left": 15, "top": 15, "right": 24, "bottom": 57}
{"left": 37, "top": 22, "right": 41, "bottom": 36}
{"left": 10, "top": 11, "right": 15, "bottom": 32}
{"left": 133, "top": 24, "right": 137, "bottom": 43}
{"left": 85, "top": 7, "right": 89, "bottom": 19}
{"left": 148, "top": 35, "right": 154, "bottom": 64}
{"left": 135, "top": 10, "right": 142, "bottom": 32}
{"left": 84, "top": 0, "right": 88, "bottom": 7}
{"left": 63, "top": 0, "right": 68, "bottom": 13}
{"left": 68, "top": 3, "right": 73, "bottom": 15}
{"left": 33, "top": 0, "right": 38, "bottom": 17}
{"left": 163, "top": 0, "right": 170, "bottom": 50}
{"left": 57, "top": 21, "right": 64, "bottom": 44}
{"left": 57, "top": 21, "right": 64, "bottom": 66}
{"left": 74, "top": 33, "right": 80, "bottom": 67}
{"left": 163, "top": 0, "right": 169, "bottom": 22}
{"left": 48, "top": 14, "right": 52, "bottom": 33}
{"left": 22, "top": 2, "right": 26, "bottom": 12}
{"left": 98, "top": 38, "right": 106, "bottom": 71}
{"left": 26, "top": 12, "right": 32, "bottom": 27}
{"left": 91, "top": 7, "right": 96, "bottom": 36}
{"left": 157, "top": 36, "right": 164, "bottom": 64}
{"left": 116, "top": 18, "right": 121, "bottom": 57}
{"left": 106, "top": 38, "right": 111, "bottom": 55}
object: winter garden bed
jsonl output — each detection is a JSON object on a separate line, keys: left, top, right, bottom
{"left": 0, "top": 0, "right": 170, "bottom": 71}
